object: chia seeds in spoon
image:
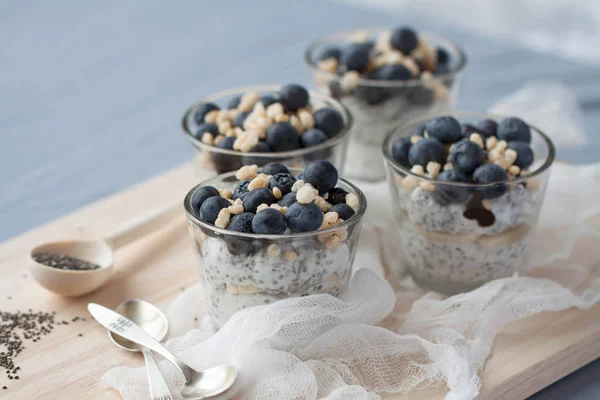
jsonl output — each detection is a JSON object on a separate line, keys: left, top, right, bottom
{"left": 32, "top": 252, "right": 101, "bottom": 271}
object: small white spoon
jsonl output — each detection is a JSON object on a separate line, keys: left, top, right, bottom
{"left": 30, "top": 200, "right": 182, "bottom": 296}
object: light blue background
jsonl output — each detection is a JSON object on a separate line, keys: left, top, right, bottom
{"left": 1, "top": 1, "right": 599, "bottom": 398}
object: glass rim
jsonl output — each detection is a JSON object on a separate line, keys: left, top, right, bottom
{"left": 184, "top": 168, "right": 368, "bottom": 239}
{"left": 181, "top": 84, "right": 353, "bottom": 158}
{"left": 382, "top": 110, "right": 556, "bottom": 188}
{"left": 304, "top": 29, "right": 467, "bottom": 88}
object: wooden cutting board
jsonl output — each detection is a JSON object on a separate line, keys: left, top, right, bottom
{"left": 0, "top": 163, "right": 599, "bottom": 400}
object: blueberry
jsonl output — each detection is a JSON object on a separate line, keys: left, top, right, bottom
{"left": 507, "top": 141, "right": 534, "bottom": 169}
{"left": 355, "top": 86, "right": 388, "bottom": 105}
{"left": 190, "top": 186, "right": 220, "bottom": 213}
{"left": 278, "top": 192, "right": 297, "bottom": 207}
{"left": 473, "top": 164, "right": 509, "bottom": 199}
{"left": 372, "top": 64, "right": 412, "bottom": 81}
{"left": 408, "top": 86, "right": 434, "bottom": 105}
{"left": 286, "top": 203, "right": 324, "bottom": 232}
{"left": 194, "top": 123, "right": 219, "bottom": 139}
{"left": 259, "top": 95, "right": 278, "bottom": 108}
{"left": 461, "top": 123, "right": 480, "bottom": 136}
{"left": 266, "top": 122, "right": 301, "bottom": 152}
{"left": 199, "top": 196, "right": 231, "bottom": 224}
{"left": 408, "top": 138, "right": 447, "bottom": 166}
{"left": 317, "top": 46, "right": 341, "bottom": 61}
{"left": 252, "top": 208, "right": 288, "bottom": 234}
{"left": 262, "top": 162, "right": 290, "bottom": 175}
{"left": 302, "top": 128, "right": 329, "bottom": 147}
{"left": 392, "top": 138, "right": 412, "bottom": 166}
{"left": 251, "top": 141, "right": 271, "bottom": 152}
{"left": 302, "top": 160, "right": 338, "bottom": 193}
{"left": 296, "top": 173, "right": 305, "bottom": 180}
{"left": 233, "top": 179, "right": 251, "bottom": 200}
{"left": 211, "top": 136, "right": 241, "bottom": 173}
{"left": 450, "top": 140, "right": 486, "bottom": 174}
{"left": 233, "top": 111, "right": 251, "bottom": 128}
{"left": 340, "top": 43, "right": 370, "bottom": 72}
{"left": 434, "top": 170, "right": 470, "bottom": 204}
{"left": 227, "top": 95, "right": 241, "bottom": 109}
{"left": 279, "top": 84, "right": 309, "bottom": 112}
{"left": 193, "top": 102, "right": 219, "bottom": 125}
{"left": 325, "top": 187, "right": 348, "bottom": 205}
{"left": 269, "top": 173, "right": 297, "bottom": 195}
{"left": 475, "top": 119, "right": 497, "bottom": 138}
{"left": 497, "top": 117, "right": 531, "bottom": 144}
{"left": 330, "top": 203, "right": 355, "bottom": 220}
{"left": 227, "top": 212, "right": 255, "bottom": 233}
{"left": 242, "top": 187, "right": 276, "bottom": 213}
{"left": 436, "top": 47, "right": 449, "bottom": 65}
{"left": 313, "top": 108, "right": 344, "bottom": 138}
{"left": 390, "top": 27, "right": 418, "bottom": 55}
{"left": 424, "top": 116, "right": 462, "bottom": 144}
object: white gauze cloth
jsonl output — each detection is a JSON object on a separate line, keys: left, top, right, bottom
{"left": 103, "top": 83, "right": 600, "bottom": 400}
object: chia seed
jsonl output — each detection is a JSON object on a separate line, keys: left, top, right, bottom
{"left": 31, "top": 252, "right": 101, "bottom": 271}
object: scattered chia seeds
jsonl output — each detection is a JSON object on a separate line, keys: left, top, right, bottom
{"left": 32, "top": 252, "right": 101, "bottom": 271}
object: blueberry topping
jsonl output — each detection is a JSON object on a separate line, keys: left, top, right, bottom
{"left": 450, "top": 140, "right": 486, "bottom": 174}
{"left": 233, "top": 111, "right": 251, "bottom": 128}
{"left": 302, "top": 128, "right": 329, "bottom": 147}
{"left": 424, "top": 116, "right": 463, "bottom": 144}
{"left": 497, "top": 117, "right": 531, "bottom": 144}
{"left": 259, "top": 95, "right": 278, "bottom": 108}
{"left": 227, "top": 96, "right": 241, "bottom": 109}
{"left": 408, "top": 138, "right": 447, "bottom": 166}
{"left": 392, "top": 138, "right": 412, "bottom": 166}
{"left": 262, "top": 162, "right": 290, "bottom": 175}
{"left": 279, "top": 84, "right": 309, "bottom": 112}
{"left": 190, "top": 186, "right": 220, "bottom": 213}
{"left": 227, "top": 212, "right": 255, "bottom": 233}
{"left": 473, "top": 164, "right": 509, "bottom": 199}
{"left": 286, "top": 203, "right": 324, "bottom": 232}
{"left": 434, "top": 170, "right": 470, "bottom": 204}
{"left": 340, "top": 43, "right": 370, "bottom": 72}
{"left": 372, "top": 63, "right": 412, "bottom": 81}
{"left": 265, "top": 122, "right": 301, "bottom": 151}
{"left": 461, "top": 123, "right": 480, "bottom": 136}
{"left": 325, "top": 187, "right": 348, "bottom": 205}
{"left": 199, "top": 196, "right": 231, "bottom": 224}
{"left": 475, "top": 119, "right": 497, "bottom": 138}
{"left": 507, "top": 141, "right": 534, "bottom": 169}
{"left": 233, "top": 179, "right": 251, "bottom": 200}
{"left": 302, "top": 160, "right": 338, "bottom": 194}
{"left": 390, "top": 27, "right": 418, "bottom": 55}
{"left": 252, "top": 208, "right": 288, "bottom": 234}
{"left": 317, "top": 46, "right": 341, "bottom": 61}
{"left": 194, "top": 123, "right": 219, "bottom": 139}
{"left": 193, "top": 102, "right": 219, "bottom": 125}
{"left": 330, "top": 203, "right": 355, "bottom": 220}
{"left": 313, "top": 108, "right": 344, "bottom": 138}
{"left": 278, "top": 192, "right": 297, "bottom": 207}
{"left": 216, "top": 136, "right": 235, "bottom": 150}
{"left": 436, "top": 47, "right": 449, "bottom": 65}
{"left": 269, "top": 173, "right": 297, "bottom": 195}
{"left": 251, "top": 141, "right": 271, "bottom": 152}
{"left": 242, "top": 187, "right": 276, "bottom": 213}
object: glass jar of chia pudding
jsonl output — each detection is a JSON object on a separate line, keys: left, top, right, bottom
{"left": 184, "top": 161, "right": 367, "bottom": 329}
{"left": 382, "top": 112, "right": 555, "bottom": 295}
{"left": 305, "top": 27, "right": 467, "bottom": 181}
{"left": 181, "top": 84, "right": 352, "bottom": 181}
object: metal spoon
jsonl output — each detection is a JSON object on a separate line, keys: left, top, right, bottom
{"left": 88, "top": 303, "right": 237, "bottom": 399}
{"left": 110, "top": 299, "right": 173, "bottom": 400}
{"left": 29, "top": 199, "right": 182, "bottom": 296}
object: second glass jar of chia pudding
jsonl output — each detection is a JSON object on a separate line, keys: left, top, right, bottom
{"left": 383, "top": 112, "right": 555, "bottom": 295}
{"left": 305, "top": 26, "right": 467, "bottom": 181}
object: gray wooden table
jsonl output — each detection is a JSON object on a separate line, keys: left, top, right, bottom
{"left": 1, "top": 1, "right": 599, "bottom": 398}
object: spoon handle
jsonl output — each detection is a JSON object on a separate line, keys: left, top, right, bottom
{"left": 88, "top": 303, "right": 195, "bottom": 382}
{"left": 143, "top": 349, "right": 173, "bottom": 400}
{"left": 105, "top": 199, "right": 183, "bottom": 250}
